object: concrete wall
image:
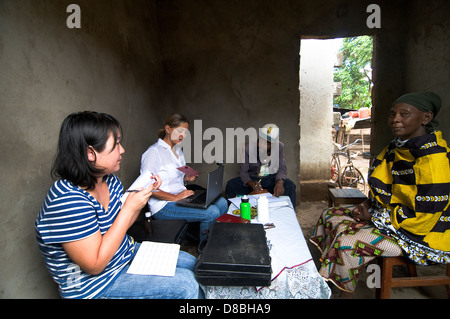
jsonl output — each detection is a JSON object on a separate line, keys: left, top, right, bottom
{"left": 157, "top": 0, "right": 306, "bottom": 190}
{"left": 1, "top": 0, "right": 449, "bottom": 298}
{"left": 155, "top": 0, "right": 405, "bottom": 200}
{"left": 403, "top": 0, "right": 449, "bottom": 141}
{"left": 157, "top": 0, "right": 450, "bottom": 200}
{"left": 0, "top": 0, "right": 163, "bottom": 298}
{"left": 370, "top": 0, "right": 450, "bottom": 154}
{"left": 299, "top": 39, "right": 340, "bottom": 186}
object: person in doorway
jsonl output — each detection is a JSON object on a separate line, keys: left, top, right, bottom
{"left": 225, "top": 124, "right": 297, "bottom": 207}
{"left": 140, "top": 113, "right": 227, "bottom": 241}
{"left": 310, "top": 92, "right": 450, "bottom": 296}
{"left": 35, "top": 111, "right": 202, "bottom": 299}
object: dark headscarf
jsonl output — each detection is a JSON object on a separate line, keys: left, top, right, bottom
{"left": 393, "top": 92, "right": 441, "bottom": 132}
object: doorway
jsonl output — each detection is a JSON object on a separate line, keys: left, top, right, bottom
{"left": 299, "top": 36, "right": 374, "bottom": 197}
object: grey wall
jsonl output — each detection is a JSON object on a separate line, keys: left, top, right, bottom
{"left": 403, "top": 1, "right": 449, "bottom": 140}
{"left": 1, "top": 0, "right": 449, "bottom": 298}
{"left": 157, "top": 0, "right": 450, "bottom": 199}
{"left": 0, "top": 0, "right": 163, "bottom": 298}
{"left": 371, "top": 0, "right": 450, "bottom": 154}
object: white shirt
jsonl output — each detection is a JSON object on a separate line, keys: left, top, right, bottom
{"left": 140, "top": 138, "right": 186, "bottom": 214}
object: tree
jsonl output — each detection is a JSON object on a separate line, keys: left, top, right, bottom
{"left": 334, "top": 36, "right": 373, "bottom": 110}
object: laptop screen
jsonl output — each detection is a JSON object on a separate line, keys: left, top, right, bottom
{"left": 205, "top": 165, "right": 224, "bottom": 205}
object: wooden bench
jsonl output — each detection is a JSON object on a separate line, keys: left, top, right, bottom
{"left": 328, "top": 188, "right": 367, "bottom": 207}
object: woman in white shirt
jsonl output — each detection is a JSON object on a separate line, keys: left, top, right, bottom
{"left": 140, "top": 114, "right": 227, "bottom": 241}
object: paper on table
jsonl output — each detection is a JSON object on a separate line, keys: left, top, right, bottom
{"left": 120, "top": 171, "right": 155, "bottom": 204}
{"left": 228, "top": 194, "right": 290, "bottom": 209}
{"left": 127, "top": 241, "right": 180, "bottom": 276}
{"left": 266, "top": 196, "right": 291, "bottom": 208}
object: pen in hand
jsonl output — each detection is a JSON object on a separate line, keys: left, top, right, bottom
{"left": 125, "top": 172, "right": 160, "bottom": 193}
{"left": 126, "top": 189, "right": 159, "bottom": 193}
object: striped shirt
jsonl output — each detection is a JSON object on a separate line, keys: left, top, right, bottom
{"left": 35, "top": 175, "right": 135, "bottom": 299}
{"left": 140, "top": 138, "right": 187, "bottom": 214}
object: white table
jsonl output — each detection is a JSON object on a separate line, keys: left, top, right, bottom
{"left": 204, "top": 195, "right": 331, "bottom": 299}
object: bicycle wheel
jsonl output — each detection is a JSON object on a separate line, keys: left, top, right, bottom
{"left": 330, "top": 154, "right": 340, "bottom": 183}
{"left": 339, "top": 164, "right": 366, "bottom": 194}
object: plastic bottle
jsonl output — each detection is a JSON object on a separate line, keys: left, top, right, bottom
{"left": 257, "top": 195, "right": 269, "bottom": 223}
{"left": 144, "top": 212, "right": 152, "bottom": 234}
{"left": 240, "top": 195, "right": 251, "bottom": 220}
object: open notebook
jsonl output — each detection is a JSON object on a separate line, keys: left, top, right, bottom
{"left": 127, "top": 241, "right": 180, "bottom": 277}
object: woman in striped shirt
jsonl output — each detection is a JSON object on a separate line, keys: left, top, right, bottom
{"left": 35, "top": 111, "right": 202, "bottom": 299}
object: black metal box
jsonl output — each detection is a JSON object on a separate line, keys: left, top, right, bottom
{"left": 195, "top": 222, "right": 272, "bottom": 286}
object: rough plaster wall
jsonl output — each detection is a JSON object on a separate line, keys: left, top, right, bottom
{"left": 157, "top": 0, "right": 307, "bottom": 190}
{"left": 370, "top": 0, "right": 450, "bottom": 154}
{"left": 1, "top": 0, "right": 449, "bottom": 299}
{"left": 0, "top": 0, "right": 162, "bottom": 298}
{"left": 156, "top": 0, "right": 386, "bottom": 199}
{"left": 299, "top": 39, "right": 340, "bottom": 180}
{"left": 157, "top": 0, "right": 450, "bottom": 200}
{"left": 404, "top": 0, "right": 450, "bottom": 141}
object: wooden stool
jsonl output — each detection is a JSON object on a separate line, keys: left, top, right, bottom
{"left": 376, "top": 256, "right": 450, "bottom": 299}
{"left": 328, "top": 188, "right": 367, "bottom": 207}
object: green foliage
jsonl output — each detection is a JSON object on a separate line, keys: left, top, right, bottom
{"left": 334, "top": 36, "right": 373, "bottom": 110}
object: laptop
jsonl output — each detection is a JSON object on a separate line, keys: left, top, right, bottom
{"left": 177, "top": 165, "right": 224, "bottom": 209}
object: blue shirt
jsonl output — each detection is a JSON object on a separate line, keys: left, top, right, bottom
{"left": 35, "top": 175, "right": 135, "bottom": 299}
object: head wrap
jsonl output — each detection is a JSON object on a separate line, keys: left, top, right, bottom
{"left": 393, "top": 92, "right": 441, "bottom": 132}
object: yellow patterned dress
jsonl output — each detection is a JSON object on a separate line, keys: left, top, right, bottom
{"left": 369, "top": 130, "right": 450, "bottom": 264}
{"left": 311, "top": 131, "right": 450, "bottom": 292}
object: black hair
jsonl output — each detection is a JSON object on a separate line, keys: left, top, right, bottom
{"left": 51, "top": 111, "right": 123, "bottom": 190}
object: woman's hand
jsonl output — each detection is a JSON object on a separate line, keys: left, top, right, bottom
{"left": 151, "top": 174, "right": 162, "bottom": 190}
{"left": 175, "top": 189, "right": 195, "bottom": 201}
{"left": 351, "top": 199, "right": 372, "bottom": 222}
{"left": 184, "top": 174, "right": 198, "bottom": 182}
{"left": 122, "top": 185, "right": 155, "bottom": 216}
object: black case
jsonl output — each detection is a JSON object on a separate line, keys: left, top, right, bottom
{"left": 195, "top": 222, "right": 272, "bottom": 286}
{"left": 127, "top": 218, "right": 188, "bottom": 244}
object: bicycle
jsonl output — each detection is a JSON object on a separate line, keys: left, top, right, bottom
{"left": 330, "top": 139, "right": 367, "bottom": 194}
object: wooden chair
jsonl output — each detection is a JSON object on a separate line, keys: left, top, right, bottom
{"left": 376, "top": 256, "right": 450, "bottom": 299}
{"left": 327, "top": 188, "right": 450, "bottom": 298}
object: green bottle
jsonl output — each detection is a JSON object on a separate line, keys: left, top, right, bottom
{"left": 240, "top": 195, "right": 251, "bottom": 220}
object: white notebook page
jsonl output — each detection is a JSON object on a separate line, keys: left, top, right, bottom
{"left": 127, "top": 241, "right": 180, "bottom": 277}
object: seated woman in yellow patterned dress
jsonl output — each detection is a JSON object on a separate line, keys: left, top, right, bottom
{"left": 310, "top": 92, "right": 450, "bottom": 295}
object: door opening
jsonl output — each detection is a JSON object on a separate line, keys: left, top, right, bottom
{"left": 299, "top": 36, "right": 374, "bottom": 196}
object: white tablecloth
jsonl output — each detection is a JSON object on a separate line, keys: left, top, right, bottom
{"left": 204, "top": 195, "right": 331, "bottom": 299}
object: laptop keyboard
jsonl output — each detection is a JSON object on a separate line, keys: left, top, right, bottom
{"left": 188, "top": 190, "right": 206, "bottom": 204}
